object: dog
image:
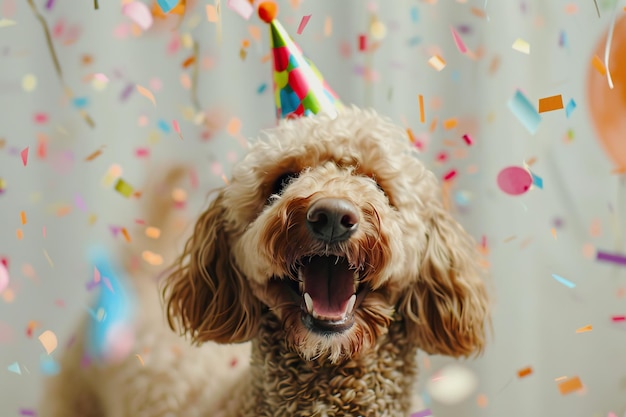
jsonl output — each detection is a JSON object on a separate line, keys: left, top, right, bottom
{"left": 40, "top": 106, "right": 489, "bottom": 417}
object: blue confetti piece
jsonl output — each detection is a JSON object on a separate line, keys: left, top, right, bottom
{"left": 507, "top": 89, "right": 542, "bottom": 135}
{"left": 531, "top": 172, "right": 543, "bottom": 189}
{"left": 558, "top": 30, "right": 568, "bottom": 48}
{"left": 72, "top": 97, "right": 89, "bottom": 109}
{"left": 551, "top": 273, "right": 576, "bottom": 288}
{"left": 157, "top": 0, "right": 179, "bottom": 13}
{"left": 407, "top": 36, "right": 422, "bottom": 47}
{"left": 565, "top": 98, "right": 576, "bottom": 118}
{"left": 410, "top": 6, "right": 419, "bottom": 23}
{"left": 451, "top": 70, "right": 461, "bottom": 82}
{"left": 257, "top": 83, "right": 267, "bottom": 94}
{"left": 157, "top": 119, "right": 171, "bottom": 134}
{"left": 40, "top": 355, "right": 60, "bottom": 375}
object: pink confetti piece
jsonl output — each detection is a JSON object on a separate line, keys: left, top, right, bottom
{"left": 122, "top": 1, "right": 153, "bottom": 30}
{"left": 34, "top": 112, "right": 49, "bottom": 124}
{"left": 135, "top": 148, "right": 150, "bottom": 158}
{"left": 172, "top": 119, "right": 183, "bottom": 140}
{"left": 611, "top": 315, "right": 626, "bottom": 322}
{"left": 21, "top": 146, "right": 29, "bottom": 166}
{"left": 227, "top": 0, "right": 253, "bottom": 20}
{"left": 136, "top": 85, "right": 156, "bottom": 106}
{"left": 19, "top": 409, "right": 36, "bottom": 416}
{"left": 0, "top": 262, "right": 9, "bottom": 293}
{"left": 42, "top": 226, "right": 46, "bottom": 238}
{"left": 74, "top": 194, "right": 87, "bottom": 212}
{"left": 297, "top": 15, "right": 312, "bottom": 35}
{"left": 450, "top": 26, "right": 467, "bottom": 54}
{"left": 462, "top": 134, "right": 474, "bottom": 145}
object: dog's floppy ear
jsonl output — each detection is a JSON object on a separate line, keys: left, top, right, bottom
{"left": 397, "top": 201, "right": 489, "bottom": 357}
{"left": 164, "top": 190, "right": 263, "bottom": 344}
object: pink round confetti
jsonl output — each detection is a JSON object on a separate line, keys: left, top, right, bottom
{"left": 0, "top": 262, "right": 9, "bottom": 293}
{"left": 34, "top": 112, "right": 48, "bottom": 124}
{"left": 497, "top": 166, "right": 532, "bottom": 195}
{"left": 149, "top": 77, "right": 162, "bottom": 92}
{"left": 211, "top": 162, "right": 222, "bottom": 175}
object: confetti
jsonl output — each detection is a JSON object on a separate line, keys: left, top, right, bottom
{"left": 22, "top": 74, "right": 37, "bottom": 91}
{"left": 410, "top": 410, "right": 432, "bottom": 417}
{"left": 7, "top": 362, "right": 21, "bottom": 374}
{"left": 512, "top": 38, "right": 530, "bottom": 54}
{"left": 297, "top": 14, "right": 311, "bottom": 35}
{"left": 136, "top": 84, "right": 156, "bottom": 106}
{"left": 38, "top": 330, "right": 58, "bottom": 354}
{"left": 135, "top": 354, "right": 145, "bottom": 366}
{"left": 450, "top": 27, "right": 467, "bottom": 54}
{"left": 16, "top": 229, "right": 23, "bottom": 240}
{"left": 122, "top": 1, "right": 153, "bottom": 30}
{"left": 145, "top": 227, "right": 161, "bottom": 239}
{"left": 0, "top": 262, "right": 9, "bottom": 293}
{"left": 0, "top": 18, "right": 17, "bottom": 28}
{"left": 114, "top": 179, "right": 134, "bottom": 198}
{"left": 551, "top": 273, "right": 576, "bottom": 289}
{"left": 428, "top": 55, "right": 446, "bottom": 71}
{"left": 557, "top": 376, "right": 583, "bottom": 395}
{"left": 530, "top": 171, "right": 543, "bottom": 189}
{"left": 418, "top": 94, "right": 425, "bottom": 123}
{"left": 443, "top": 169, "right": 457, "bottom": 181}
{"left": 517, "top": 366, "right": 533, "bottom": 378}
{"left": 157, "top": 119, "right": 171, "bottom": 133}
{"left": 538, "top": 95, "right": 564, "bottom": 113}
{"left": 121, "top": 227, "right": 131, "bottom": 242}
{"left": 323, "top": 16, "right": 332, "bottom": 36}
{"left": 157, "top": 0, "right": 180, "bottom": 13}
{"left": 43, "top": 249, "right": 54, "bottom": 268}
{"left": 206, "top": 4, "right": 218, "bottom": 22}
{"left": 227, "top": 0, "right": 253, "bottom": 20}
{"left": 142, "top": 250, "right": 163, "bottom": 266}
{"left": 576, "top": 324, "right": 592, "bottom": 333}
{"left": 592, "top": 55, "right": 606, "bottom": 76}
{"left": 443, "top": 118, "right": 458, "bottom": 130}
{"left": 596, "top": 250, "right": 626, "bottom": 266}
{"left": 497, "top": 166, "right": 532, "bottom": 195}
{"left": 508, "top": 89, "right": 542, "bottom": 134}
{"left": 612, "top": 315, "right": 626, "bottom": 322}
{"left": 426, "top": 364, "right": 477, "bottom": 405}
{"left": 172, "top": 119, "right": 183, "bottom": 139}
{"left": 565, "top": 98, "right": 576, "bottom": 118}
{"left": 358, "top": 34, "right": 367, "bottom": 51}
{"left": 20, "top": 211, "right": 26, "bottom": 225}
{"left": 21, "top": 147, "right": 29, "bottom": 166}
{"left": 462, "top": 134, "right": 473, "bottom": 145}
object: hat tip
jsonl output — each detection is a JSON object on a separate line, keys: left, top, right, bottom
{"left": 258, "top": 1, "right": 278, "bottom": 23}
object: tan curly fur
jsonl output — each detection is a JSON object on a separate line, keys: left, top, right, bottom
{"left": 165, "top": 106, "right": 490, "bottom": 415}
{"left": 39, "top": 107, "right": 489, "bottom": 417}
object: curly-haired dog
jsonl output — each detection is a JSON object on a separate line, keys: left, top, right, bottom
{"left": 40, "top": 107, "right": 489, "bottom": 417}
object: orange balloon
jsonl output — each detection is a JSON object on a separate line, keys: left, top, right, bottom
{"left": 587, "top": 14, "right": 626, "bottom": 169}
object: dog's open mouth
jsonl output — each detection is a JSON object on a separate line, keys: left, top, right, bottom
{"left": 286, "top": 255, "right": 368, "bottom": 334}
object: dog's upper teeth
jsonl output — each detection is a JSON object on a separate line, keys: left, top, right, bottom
{"left": 304, "top": 292, "right": 314, "bottom": 314}
{"left": 345, "top": 294, "right": 357, "bottom": 315}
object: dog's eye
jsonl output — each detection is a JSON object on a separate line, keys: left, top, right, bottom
{"left": 271, "top": 172, "right": 298, "bottom": 196}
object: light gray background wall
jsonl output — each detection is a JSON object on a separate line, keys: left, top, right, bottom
{"left": 1, "top": 0, "right": 625, "bottom": 416}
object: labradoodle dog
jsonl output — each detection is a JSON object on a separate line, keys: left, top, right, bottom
{"left": 40, "top": 106, "right": 489, "bottom": 417}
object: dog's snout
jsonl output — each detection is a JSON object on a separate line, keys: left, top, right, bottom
{"left": 306, "top": 198, "right": 359, "bottom": 242}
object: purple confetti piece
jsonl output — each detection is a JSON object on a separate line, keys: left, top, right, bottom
{"left": 120, "top": 83, "right": 134, "bottom": 102}
{"left": 74, "top": 194, "right": 87, "bottom": 212}
{"left": 411, "top": 409, "right": 432, "bottom": 417}
{"left": 19, "top": 409, "right": 37, "bottom": 417}
{"left": 45, "top": 0, "right": 55, "bottom": 10}
{"left": 596, "top": 250, "right": 626, "bottom": 267}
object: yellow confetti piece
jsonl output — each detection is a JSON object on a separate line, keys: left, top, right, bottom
{"left": 557, "top": 376, "right": 583, "bottom": 395}
{"left": 22, "top": 74, "right": 37, "bottom": 92}
{"left": 512, "top": 38, "right": 530, "bottom": 54}
{"left": 142, "top": 250, "right": 164, "bottom": 266}
{"left": 38, "top": 330, "right": 58, "bottom": 354}
{"left": 442, "top": 118, "right": 458, "bottom": 130}
{"left": 136, "top": 354, "right": 145, "bottom": 366}
{"left": 145, "top": 226, "right": 161, "bottom": 239}
{"left": 121, "top": 227, "right": 131, "bottom": 242}
{"left": 576, "top": 324, "right": 592, "bottom": 333}
{"left": 16, "top": 229, "right": 23, "bottom": 240}
{"left": 114, "top": 178, "right": 134, "bottom": 198}
{"left": 428, "top": 55, "right": 446, "bottom": 71}
{"left": 88, "top": 214, "right": 98, "bottom": 225}
{"left": 20, "top": 211, "right": 27, "bottom": 225}
{"left": 0, "top": 18, "right": 17, "bottom": 28}
{"left": 43, "top": 249, "right": 54, "bottom": 268}
{"left": 136, "top": 84, "right": 156, "bottom": 106}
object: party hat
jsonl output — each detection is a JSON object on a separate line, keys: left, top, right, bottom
{"left": 258, "top": 1, "right": 343, "bottom": 120}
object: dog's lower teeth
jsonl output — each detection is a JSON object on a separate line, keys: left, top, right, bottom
{"left": 345, "top": 294, "right": 356, "bottom": 315}
{"left": 304, "top": 292, "right": 314, "bottom": 314}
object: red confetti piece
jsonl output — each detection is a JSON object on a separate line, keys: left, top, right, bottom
{"left": 462, "top": 134, "right": 474, "bottom": 145}
{"left": 297, "top": 15, "right": 311, "bottom": 35}
{"left": 443, "top": 169, "right": 457, "bottom": 181}
{"left": 611, "top": 315, "right": 626, "bottom": 322}
{"left": 37, "top": 133, "right": 48, "bottom": 159}
{"left": 21, "top": 147, "right": 29, "bottom": 166}
{"left": 358, "top": 34, "right": 367, "bottom": 51}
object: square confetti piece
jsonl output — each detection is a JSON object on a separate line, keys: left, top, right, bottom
{"left": 114, "top": 179, "right": 134, "bottom": 198}
{"left": 538, "top": 95, "right": 564, "bottom": 113}
{"left": 557, "top": 376, "right": 583, "bottom": 395}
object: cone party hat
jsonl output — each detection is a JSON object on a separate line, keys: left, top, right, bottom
{"left": 258, "top": 1, "right": 343, "bottom": 120}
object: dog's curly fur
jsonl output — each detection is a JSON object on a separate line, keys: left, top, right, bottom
{"left": 40, "top": 107, "right": 489, "bottom": 417}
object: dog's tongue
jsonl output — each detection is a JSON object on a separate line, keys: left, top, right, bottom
{"left": 302, "top": 256, "right": 355, "bottom": 319}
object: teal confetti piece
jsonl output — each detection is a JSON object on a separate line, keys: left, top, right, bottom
{"left": 508, "top": 89, "right": 542, "bottom": 134}
{"left": 565, "top": 99, "right": 576, "bottom": 118}
{"left": 257, "top": 83, "right": 267, "bottom": 94}
{"left": 551, "top": 273, "right": 576, "bottom": 288}
{"left": 157, "top": 119, "right": 171, "bottom": 133}
{"left": 72, "top": 97, "right": 89, "bottom": 109}
{"left": 531, "top": 172, "right": 543, "bottom": 189}
{"left": 157, "top": 0, "right": 179, "bottom": 13}
{"left": 410, "top": 6, "right": 419, "bottom": 23}
{"left": 7, "top": 362, "right": 21, "bottom": 374}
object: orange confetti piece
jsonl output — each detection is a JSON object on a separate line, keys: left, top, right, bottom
{"left": 323, "top": 16, "right": 332, "bottom": 37}
{"left": 592, "top": 55, "right": 606, "bottom": 76}
{"left": 418, "top": 94, "right": 425, "bottom": 123}
{"left": 206, "top": 4, "right": 218, "bottom": 22}
{"left": 226, "top": 117, "right": 242, "bottom": 136}
{"left": 121, "top": 227, "right": 131, "bottom": 243}
{"left": 470, "top": 7, "right": 486, "bottom": 18}
{"left": 576, "top": 324, "right": 592, "bottom": 333}
{"left": 476, "top": 394, "right": 488, "bottom": 408}
{"left": 504, "top": 235, "right": 517, "bottom": 243}
{"left": 517, "top": 366, "right": 533, "bottom": 378}
{"left": 428, "top": 55, "right": 446, "bottom": 71}
{"left": 16, "top": 229, "right": 23, "bottom": 240}
{"left": 564, "top": 3, "right": 578, "bottom": 14}
{"left": 37, "top": 133, "right": 48, "bottom": 159}
{"left": 20, "top": 211, "right": 27, "bottom": 225}
{"left": 85, "top": 147, "right": 104, "bottom": 161}
{"left": 557, "top": 376, "right": 583, "bottom": 395}
{"left": 538, "top": 95, "right": 564, "bottom": 113}
{"left": 443, "top": 118, "right": 458, "bottom": 130}
{"left": 429, "top": 117, "right": 438, "bottom": 133}
{"left": 38, "top": 330, "right": 58, "bottom": 354}
{"left": 551, "top": 228, "right": 557, "bottom": 239}
{"left": 136, "top": 354, "right": 145, "bottom": 366}
{"left": 145, "top": 226, "right": 161, "bottom": 239}
{"left": 181, "top": 56, "right": 195, "bottom": 68}
{"left": 56, "top": 205, "right": 72, "bottom": 217}
{"left": 142, "top": 250, "right": 163, "bottom": 266}
{"left": 136, "top": 84, "right": 156, "bottom": 106}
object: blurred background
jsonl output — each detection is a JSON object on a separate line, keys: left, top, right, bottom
{"left": 1, "top": 0, "right": 626, "bottom": 416}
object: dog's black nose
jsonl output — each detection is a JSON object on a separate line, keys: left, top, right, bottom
{"left": 306, "top": 198, "right": 359, "bottom": 242}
